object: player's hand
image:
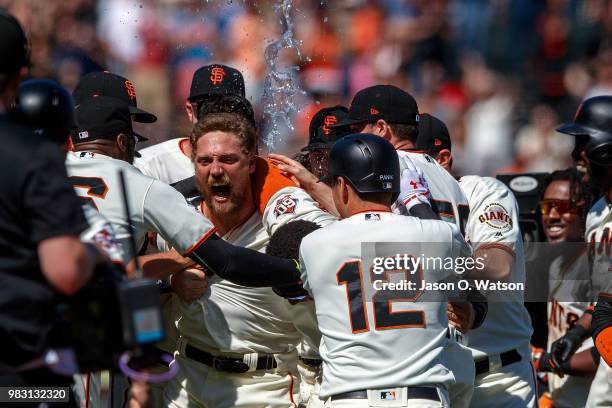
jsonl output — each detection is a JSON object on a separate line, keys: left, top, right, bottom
{"left": 171, "top": 267, "right": 208, "bottom": 303}
{"left": 550, "top": 325, "right": 586, "bottom": 365}
{"left": 447, "top": 301, "right": 475, "bottom": 333}
{"left": 269, "top": 153, "right": 318, "bottom": 189}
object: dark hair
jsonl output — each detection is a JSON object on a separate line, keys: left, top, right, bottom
{"left": 190, "top": 112, "right": 257, "bottom": 157}
{"left": 542, "top": 167, "right": 590, "bottom": 217}
{"left": 191, "top": 94, "right": 257, "bottom": 129}
{"left": 388, "top": 123, "right": 418, "bottom": 142}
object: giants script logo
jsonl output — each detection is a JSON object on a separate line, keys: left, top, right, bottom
{"left": 322, "top": 115, "right": 337, "bottom": 136}
{"left": 125, "top": 80, "right": 136, "bottom": 100}
{"left": 210, "top": 67, "right": 226, "bottom": 85}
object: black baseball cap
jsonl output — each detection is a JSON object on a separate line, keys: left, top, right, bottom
{"left": 0, "top": 10, "right": 29, "bottom": 74}
{"left": 189, "top": 64, "right": 245, "bottom": 101}
{"left": 306, "top": 106, "right": 350, "bottom": 150}
{"left": 73, "top": 71, "right": 157, "bottom": 123}
{"left": 416, "top": 113, "right": 452, "bottom": 152}
{"left": 73, "top": 96, "right": 147, "bottom": 146}
{"left": 331, "top": 85, "right": 420, "bottom": 129}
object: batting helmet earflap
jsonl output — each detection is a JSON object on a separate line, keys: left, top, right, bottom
{"left": 325, "top": 133, "right": 400, "bottom": 199}
{"left": 11, "top": 79, "right": 75, "bottom": 145}
{"left": 557, "top": 95, "right": 612, "bottom": 166}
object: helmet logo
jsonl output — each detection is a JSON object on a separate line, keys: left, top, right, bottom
{"left": 322, "top": 115, "right": 337, "bottom": 136}
{"left": 434, "top": 138, "right": 442, "bottom": 146}
{"left": 210, "top": 67, "right": 226, "bottom": 85}
{"left": 370, "top": 108, "right": 380, "bottom": 115}
{"left": 125, "top": 80, "right": 137, "bottom": 100}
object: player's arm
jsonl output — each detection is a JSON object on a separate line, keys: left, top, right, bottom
{"left": 133, "top": 249, "right": 195, "bottom": 280}
{"left": 395, "top": 157, "right": 440, "bottom": 220}
{"left": 549, "top": 309, "right": 593, "bottom": 367}
{"left": 269, "top": 153, "right": 339, "bottom": 216}
{"left": 143, "top": 180, "right": 301, "bottom": 286}
{"left": 464, "top": 186, "right": 518, "bottom": 281}
{"left": 593, "top": 293, "right": 612, "bottom": 366}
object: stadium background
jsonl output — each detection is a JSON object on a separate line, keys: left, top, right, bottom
{"left": 4, "top": 0, "right": 612, "bottom": 176}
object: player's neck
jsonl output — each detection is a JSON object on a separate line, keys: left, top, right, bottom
{"left": 201, "top": 194, "right": 256, "bottom": 236}
{"left": 392, "top": 139, "right": 416, "bottom": 151}
{"left": 345, "top": 202, "right": 391, "bottom": 218}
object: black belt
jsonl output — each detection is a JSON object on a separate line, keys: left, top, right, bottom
{"left": 331, "top": 387, "right": 440, "bottom": 401}
{"left": 299, "top": 357, "right": 322, "bottom": 368}
{"left": 184, "top": 343, "right": 277, "bottom": 374}
{"left": 474, "top": 349, "right": 522, "bottom": 376}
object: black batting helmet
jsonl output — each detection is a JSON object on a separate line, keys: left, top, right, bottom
{"left": 12, "top": 79, "right": 75, "bottom": 144}
{"left": 325, "top": 133, "right": 400, "bottom": 198}
{"left": 557, "top": 96, "right": 612, "bottom": 166}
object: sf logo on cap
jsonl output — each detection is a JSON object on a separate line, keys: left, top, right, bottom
{"left": 322, "top": 115, "right": 337, "bottom": 136}
{"left": 124, "top": 80, "right": 136, "bottom": 100}
{"left": 210, "top": 67, "right": 226, "bottom": 85}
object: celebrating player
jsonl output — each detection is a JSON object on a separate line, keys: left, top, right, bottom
{"left": 162, "top": 111, "right": 335, "bottom": 408}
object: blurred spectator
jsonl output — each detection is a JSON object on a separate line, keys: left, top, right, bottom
{"left": 4, "top": 0, "right": 612, "bottom": 168}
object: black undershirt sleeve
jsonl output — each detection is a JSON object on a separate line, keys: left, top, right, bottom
{"left": 189, "top": 234, "right": 301, "bottom": 286}
{"left": 409, "top": 203, "right": 441, "bottom": 220}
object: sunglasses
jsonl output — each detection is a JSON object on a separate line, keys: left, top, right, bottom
{"left": 539, "top": 199, "right": 582, "bottom": 216}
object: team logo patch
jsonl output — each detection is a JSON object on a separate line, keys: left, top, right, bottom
{"left": 478, "top": 202, "right": 512, "bottom": 231}
{"left": 274, "top": 194, "right": 298, "bottom": 217}
{"left": 125, "top": 80, "right": 136, "bottom": 100}
{"left": 379, "top": 391, "right": 397, "bottom": 401}
{"left": 322, "top": 115, "right": 337, "bottom": 136}
{"left": 78, "top": 131, "right": 89, "bottom": 139}
{"left": 365, "top": 213, "right": 380, "bottom": 221}
{"left": 210, "top": 67, "right": 226, "bottom": 85}
{"left": 370, "top": 107, "right": 380, "bottom": 115}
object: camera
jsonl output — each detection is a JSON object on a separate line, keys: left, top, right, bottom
{"left": 56, "top": 263, "right": 165, "bottom": 373}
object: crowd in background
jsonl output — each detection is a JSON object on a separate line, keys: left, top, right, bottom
{"left": 5, "top": 0, "right": 612, "bottom": 176}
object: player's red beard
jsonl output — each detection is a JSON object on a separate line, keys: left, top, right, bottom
{"left": 197, "top": 175, "right": 245, "bottom": 218}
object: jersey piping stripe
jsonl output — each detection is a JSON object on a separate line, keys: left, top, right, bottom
{"left": 84, "top": 372, "right": 90, "bottom": 408}
{"left": 182, "top": 227, "right": 218, "bottom": 257}
{"left": 530, "top": 362, "right": 539, "bottom": 408}
{"left": 287, "top": 371, "right": 296, "bottom": 407}
{"left": 477, "top": 242, "right": 516, "bottom": 260}
{"left": 403, "top": 191, "right": 430, "bottom": 205}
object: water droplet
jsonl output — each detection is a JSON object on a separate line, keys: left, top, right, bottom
{"left": 315, "top": 100, "right": 321, "bottom": 105}
{"left": 323, "top": 17, "right": 328, "bottom": 23}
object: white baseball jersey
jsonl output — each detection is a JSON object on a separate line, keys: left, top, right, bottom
{"left": 586, "top": 196, "right": 612, "bottom": 294}
{"left": 459, "top": 175, "right": 532, "bottom": 358}
{"left": 134, "top": 137, "right": 193, "bottom": 185}
{"left": 396, "top": 150, "right": 470, "bottom": 233}
{"left": 174, "top": 161, "right": 336, "bottom": 354}
{"left": 547, "top": 253, "right": 594, "bottom": 408}
{"left": 65, "top": 151, "right": 215, "bottom": 263}
{"left": 299, "top": 211, "right": 471, "bottom": 398}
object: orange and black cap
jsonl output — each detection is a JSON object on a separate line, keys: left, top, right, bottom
{"left": 306, "top": 105, "right": 350, "bottom": 150}
{"left": 416, "top": 113, "right": 452, "bottom": 152}
{"left": 189, "top": 64, "right": 245, "bottom": 101}
{"left": 73, "top": 71, "right": 157, "bottom": 123}
{"left": 330, "top": 85, "right": 419, "bottom": 130}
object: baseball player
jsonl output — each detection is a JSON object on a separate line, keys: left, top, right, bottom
{"left": 162, "top": 111, "right": 336, "bottom": 408}
{"left": 593, "top": 293, "right": 612, "bottom": 367}
{"left": 416, "top": 113, "right": 537, "bottom": 407}
{"left": 547, "top": 95, "right": 612, "bottom": 407}
{"left": 299, "top": 134, "right": 475, "bottom": 407}
{"left": 134, "top": 64, "right": 254, "bottom": 193}
{"left": 536, "top": 168, "right": 596, "bottom": 408}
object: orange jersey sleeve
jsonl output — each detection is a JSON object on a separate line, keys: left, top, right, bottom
{"left": 252, "top": 156, "right": 298, "bottom": 215}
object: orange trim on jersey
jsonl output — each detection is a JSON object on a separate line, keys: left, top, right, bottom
{"left": 84, "top": 372, "right": 90, "bottom": 408}
{"left": 351, "top": 208, "right": 392, "bottom": 216}
{"left": 253, "top": 157, "right": 297, "bottom": 215}
{"left": 182, "top": 227, "right": 218, "bottom": 257}
{"left": 337, "top": 260, "right": 370, "bottom": 334}
{"left": 288, "top": 371, "right": 296, "bottom": 407}
{"left": 596, "top": 327, "right": 612, "bottom": 367}
{"left": 178, "top": 138, "right": 191, "bottom": 159}
{"left": 599, "top": 292, "right": 612, "bottom": 300}
{"left": 477, "top": 243, "right": 516, "bottom": 260}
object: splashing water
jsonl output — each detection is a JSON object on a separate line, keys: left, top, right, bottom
{"left": 261, "top": 0, "right": 307, "bottom": 153}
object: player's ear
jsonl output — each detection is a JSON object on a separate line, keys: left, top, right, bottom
{"left": 185, "top": 101, "right": 196, "bottom": 124}
{"left": 116, "top": 133, "right": 128, "bottom": 152}
{"left": 374, "top": 119, "right": 388, "bottom": 137}
{"left": 436, "top": 149, "right": 452, "bottom": 170}
{"left": 338, "top": 176, "right": 349, "bottom": 204}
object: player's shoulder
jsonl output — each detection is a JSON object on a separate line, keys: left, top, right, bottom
{"left": 588, "top": 196, "right": 608, "bottom": 217}
{"left": 253, "top": 156, "right": 299, "bottom": 214}
{"left": 135, "top": 137, "right": 188, "bottom": 165}
{"left": 460, "top": 175, "right": 506, "bottom": 191}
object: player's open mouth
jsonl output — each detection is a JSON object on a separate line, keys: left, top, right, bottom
{"left": 210, "top": 184, "right": 231, "bottom": 203}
